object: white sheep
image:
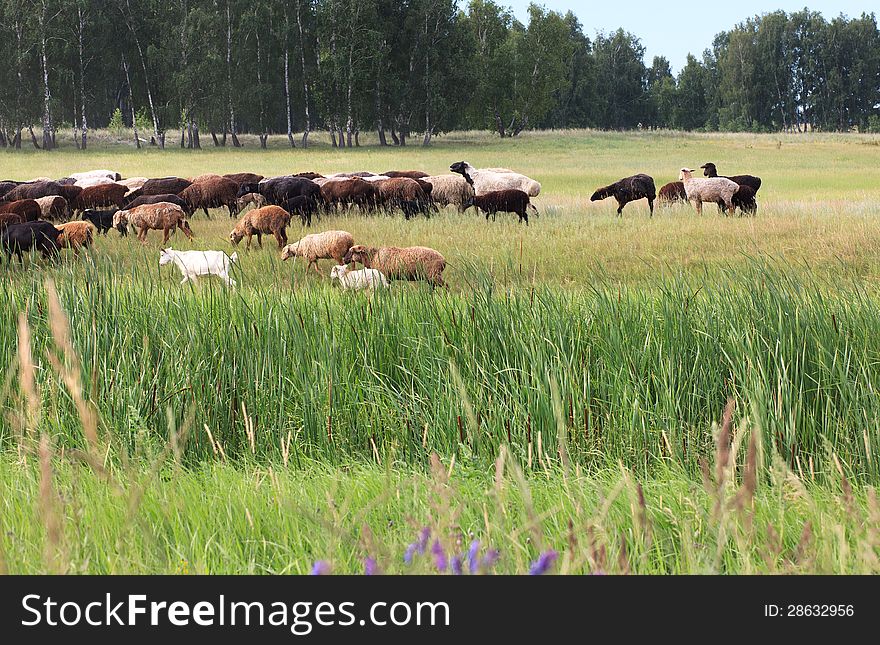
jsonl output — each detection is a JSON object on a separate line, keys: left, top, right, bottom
{"left": 69, "top": 169, "right": 120, "bottom": 182}
{"left": 159, "top": 248, "right": 237, "bottom": 286}
{"left": 678, "top": 168, "right": 738, "bottom": 215}
{"left": 75, "top": 176, "right": 116, "bottom": 189}
{"left": 329, "top": 264, "right": 389, "bottom": 291}
{"left": 424, "top": 174, "right": 474, "bottom": 211}
{"left": 449, "top": 161, "right": 541, "bottom": 197}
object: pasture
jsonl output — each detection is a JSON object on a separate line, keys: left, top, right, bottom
{"left": 2, "top": 130, "right": 880, "bottom": 574}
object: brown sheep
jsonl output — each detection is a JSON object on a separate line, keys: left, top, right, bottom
{"left": 57, "top": 184, "right": 83, "bottom": 205}
{"left": 0, "top": 199, "right": 41, "bottom": 222}
{"left": 320, "top": 178, "right": 378, "bottom": 212}
{"left": 56, "top": 221, "right": 95, "bottom": 254}
{"left": 190, "top": 173, "right": 222, "bottom": 183}
{"left": 342, "top": 245, "right": 446, "bottom": 288}
{"left": 0, "top": 212, "right": 29, "bottom": 229}
{"left": 34, "top": 196, "right": 70, "bottom": 221}
{"left": 383, "top": 170, "right": 429, "bottom": 179}
{"left": 224, "top": 172, "right": 265, "bottom": 186}
{"left": 70, "top": 183, "right": 127, "bottom": 215}
{"left": 280, "top": 230, "right": 354, "bottom": 274}
{"left": 657, "top": 181, "right": 688, "bottom": 206}
{"left": 3, "top": 180, "right": 63, "bottom": 201}
{"left": 127, "top": 177, "right": 193, "bottom": 204}
{"left": 374, "top": 178, "right": 429, "bottom": 213}
{"left": 113, "top": 202, "right": 194, "bottom": 244}
{"left": 229, "top": 205, "right": 291, "bottom": 249}
{"left": 293, "top": 172, "right": 324, "bottom": 180}
{"left": 179, "top": 176, "right": 241, "bottom": 218}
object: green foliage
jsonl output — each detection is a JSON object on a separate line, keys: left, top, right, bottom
{"left": 108, "top": 107, "right": 124, "bottom": 134}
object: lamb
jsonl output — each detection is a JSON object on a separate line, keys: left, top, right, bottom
{"left": 159, "top": 248, "right": 238, "bottom": 287}
{"left": 69, "top": 169, "right": 121, "bottom": 182}
{"left": 679, "top": 168, "right": 737, "bottom": 215}
{"left": 70, "top": 183, "right": 128, "bottom": 215}
{"left": 657, "top": 181, "right": 688, "bottom": 206}
{"left": 81, "top": 209, "right": 119, "bottom": 235}
{"left": 1, "top": 221, "right": 61, "bottom": 264}
{"left": 280, "top": 230, "right": 355, "bottom": 275}
{"left": 55, "top": 221, "right": 95, "bottom": 254}
{"left": 465, "top": 189, "right": 538, "bottom": 224}
{"left": 423, "top": 174, "right": 474, "bottom": 211}
{"left": 329, "top": 264, "right": 389, "bottom": 291}
{"left": 342, "top": 245, "right": 446, "bottom": 288}
{"left": 113, "top": 202, "right": 194, "bottom": 244}
{"left": 449, "top": 161, "right": 541, "bottom": 197}
{"left": 281, "top": 195, "right": 319, "bottom": 227}
{"left": 700, "top": 162, "right": 762, "bottom": 193}
{"left": 590, "top": 174, "right": 656, "bottom": 217}
{"left": 229, "top": 205, "right": 291, "bottom": 249}
{"left": 236, "top": 192, "right": 267, "bottom": 213}
{"left": 0, "top": 199, "right": 41, "bottom": 222}
{"left": 179, "top": 176, "right": 241, "bottom": 218}
{"left": 34, "top": 196, "right": 70, "bottom": 221}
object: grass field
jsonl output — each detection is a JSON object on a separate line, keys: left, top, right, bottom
{"left": 2, "top": 129, "right": 880, "bottom": 574}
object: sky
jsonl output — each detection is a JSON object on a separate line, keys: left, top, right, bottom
{"left": 504, "top": 1, "right": 876, "bottom": 72}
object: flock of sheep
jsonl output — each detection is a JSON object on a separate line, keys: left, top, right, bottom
{"left": 0, "top": 159, "right": 762, "bottom": 288}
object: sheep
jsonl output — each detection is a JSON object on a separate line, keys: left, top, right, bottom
{"left": 281, "top": 195, "right": 319, "bottom": 227}
{"left": 34, "top": 196, "right": 70, "bottom": 221}
{"left": 229, "top": 205, "right": 291, "bottom": 250}
{"left": 159, "top": 248, "right": 238, "bottom": 287}
{"left": 179, "top": 176, "right": 241, "bottom": 218}
{"left": 0, "top": 199, "right": 41, "bottom": 222}
{"left": 126, "top": 177, "right": 193, "bottom": 203}
{"left": 700, "top": 162, "right": 762, "bottom": 193}
{"left": 55, "top": 221, "right": 95, "bottom": 254}
{"left": 56, "top": 184, "right": 83, "bottom": 205}
{"left": 0, "top": 181, "right": 22, "bottom": 199}
{"left": 0, "top": 212, "right": 30, "bottom": 229}
{"left": 728, "top": 185, "right": 758, "bottom": 216}
{"left": 118, "top": 177, "right": 149, "bottom": 195}
{"left": 293, "top": 171, "right": 324, "bottom": 180}
{"left": 590, "top": 174, "right": 656, "bottom": 217}
{"left": 329, "top": 264, "right": 389, "bottom": 291}
{"left": 1, "top": 221, "right": 61, "bottom": 264}
{"left": 657, "top": 181, "right": 688, "bottom": 206}
{"left": 449, "top": 161, "right": 541, "bottom": 197}
{"left": 374, "top": 178, "right": 430, "bottom": 217}
{"left": 236, "top": 192, "right": 267, "bottom": 213}
{"left": 223, "top": 172, "right": 265, "bottom": 186}
{"left": 280, "top": 230, "right": 354, "bottom": 275}
{"left": 382, "top": 170, "right": 429, "bottom": 179}
{"left": 238, "top": 176, "right": 321, "bottom": 206}
{"left": 81, "top": 209, "right": 119, "bottom": 235}
{"left": 2, "top": 180, "right": 64, "bottom": 201}
{"left": 74, "top": 176, "right": 115, "bottom": 189}
{"left": 679, "top": 168, "right": 737, "bottom": 215}
{"left": 190, "top": 173, "right": 222, "bottom": 184}
{"left": 113, "top": 202, "right": 194, "bottom": 244}
{"left": 342, "top": 245, "right": 446, "bottom": 288}
{"left": 320, "top": 178, "right": 378, "bottom": 213}
{"left": 125, "top": 194, "right": 189, "bottom": 211}
{"left": 69, "top": 169, "right": 121, "bottom": 182}
{"left": 423, "top": 174, "right": 475, "bottom": 211}
{"left": 465, "top": 189, "right": 538, "bottom": 224}
{"left": 70, "top": 183, "right": 127, "bottom": 215}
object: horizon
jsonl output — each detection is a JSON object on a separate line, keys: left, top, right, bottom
{"left": 504, "top": 1, "right": 876, "bottom": 72}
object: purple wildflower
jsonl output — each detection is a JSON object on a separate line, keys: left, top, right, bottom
{"left": 528, "top": 550, "right": 558, "bottom": 576}
{"left": 480, "top": 549, "right": 500, "bottom": 572}
{"left": 431, "top": 539, "right": 447, "bottom": 572}
{"left": 467, "top": 540, "right": 480, "bottom": 574}
{"left": 364, "top": 557, "right": 379, "bottom": 576}
{"left": 417, "top": 527, "right": 431, "bottom": 554}
{"left": 404, "top": 543, "right": 417, "bottom": 565}
{"left": 451, "top": 554, "right": 463, "bottom": 576}
{"left": 310, "top": 560, "right": 331, "bottom": 576}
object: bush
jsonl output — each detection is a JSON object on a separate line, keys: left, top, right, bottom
{"left": 108, "top": 108, "right": 124, "bottom": 135}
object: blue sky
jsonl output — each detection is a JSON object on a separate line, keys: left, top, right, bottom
{"left": 504, "top": 1, "right": 876, "bottom": 72}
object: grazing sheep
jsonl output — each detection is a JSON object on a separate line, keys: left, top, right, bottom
{"left": 34, "top": 196, "right": 70, "bottom": 221}
{"left": 125, "top": 194, "right": 189, "bottom": 211}
{"left": 74, "top": 176, "right": 115, "bottom": 189}
{"left": 329, "top": 264, "right": 389, "bottom": 291}
{"left": 383, "top": 170, "right": 429, "bottom": 179}
{"left": 423, "top": 174, "right": 475, "bottom": 211}
{"left": 56, "top": 184, "right": 83, "bottom": 204}
{"left": 374, "top": 178, "right": 429, "bottom": 217}
{"left": 590, "top": 174, "right": 656, "bottom": 217}
{"left": 179, "top": 176, "right": 241, "bottom": 218}
{"left": 2, "top": 180, "right": 64, "bottom": 201}
{"left": 55, "top": 221, "right": 95, "bottom": 254}
{"left": 465, "top": 189, "right": 537, "bottom": 224}
{"left": 280, "top": 230, "right": 355, "bottom": 275}
{"left": 657, "top": 181, "right": 688, "bottom": 206}
{"left": 679, "top": 168, "right": 737, "bottom": 215}
{"left": 281, "top": 195, "right": 319, "bottom": 227}
{"left": 81, "top": 208, "right": 119, "bottom": 235}
{"left": 236, "top": 192, "right": 267, "bottom": 213}
{"left": 0, "top": 212, "right": 30, "bottom": 229}
{"left": 69, "top": 169, "right": 121, "bottom": 182}
{"left": 728, "top": 185, "right": 758, "bottom": 216}
{"left": 127, "top": 177, "right": 193, "bottom": 203}
{"left": 238, "top": 176, "right": 321, "bottom": 206}
{"left": 0, "top": 199, "right": 41, "bottom": 222}
{"left": 320, "top": 178, "right": 378, "bottom": 213}
{"left": 1, "top": 221, "right": 61, "bottom": 264}
{"left": 70, "top": 183, "right": 127, "bottom": 215}
{"left": 113, "top": 202, "right": 194, "bottom": 244}
{"left": 159, "top": 248, "right": 238, "bottom": 287}
{"left": 223, "top": 172, "right": 265, "bottom": 186}
{"left": 342, "top": 245, "right": 446, "bottom": 288}
{"left": 449, "top": 161, "right": 541, "bottom": 197}
{"left": 700, "top": 162, "right": 762, "bottom": 193}
{"left": 229, "top": 205, "right": 291, "bottom": 250}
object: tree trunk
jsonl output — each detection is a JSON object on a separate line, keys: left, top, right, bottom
{"left": 493, "top": 107, "right": 506, "bottom": 137}
{"left": 284, "top": 42, "right": 295, "bottom": 148}
{"left": 29, "top": 126, "right": 41, "bottom": 149}
{"left": 14, "top": 130, "right": 22, "bottom": 149}
{"left": 211, "top": 131, "right": 220, "bottom": 146}
{"left": 259, "top": 134, "right": 268, "bottom": 149}
{"left": 255, "top": 29, "right": 268, "bottom": 150}
{"left": 295, "top": 0, "right": 310, "bottom": 148}
{"left": 122, "top": 54, "right": 141, "bottom": 149}
{"left": 77, "top": 4, "right": 88, "bottom": 150}
{"left": 390, "top": 126, "right": 399, "bottom": 146}
{"left": 123, "top": 0, "right": 162, "bottom": 147}
{"left": 225, "top": 1, "right": 240, "bottom": 147}
{"left": 39, "top": 3, "right": 53, "bottom": 151}
{"left": 192, "top": 120, "right": 201, "bottom": 149}
{"left": 330, "top": 129, "right": 337, "bottom": 148}
{"left": 354, "top": 130, "right": 360, "bottom": 147}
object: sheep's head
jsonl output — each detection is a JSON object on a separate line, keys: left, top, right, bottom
{"left": 590, "top": 189, "right": 604, "bottom": 201}
{"left": 679, "top": 168, "right": 694, "bottom": 181}
{"left": 700, "top": 163, "right": 717, "bottom": 177}
{"left": 343, "top": 245, "right": 369, "bottom": 266}
{"left": 229, "top": 229, "right": 245, "bottom": 246}
{"left": 159, "top": 248, "right": 174, "bottom": 266}
{"left": 280, "top": 243, "right": 298, "bottom": 261}
{"left": 329, "top": 265, "right": 348, "bottom": 282}
{"left": 449, "top": 162, "right": 474, "bottom": 184}
{"left": 462, "top": 198, "right": 475, "bottom": 210}
{"left": 112, "top": 211, "right": 128, "bottom": 235}
{"left": 237, "top": 183, "right": 259, "bottom": 198}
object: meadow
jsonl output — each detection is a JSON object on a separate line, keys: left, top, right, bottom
{"left": 2, "top": 129, "right": 880, "bottom": 574}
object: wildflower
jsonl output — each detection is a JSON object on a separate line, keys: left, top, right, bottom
{"left": 467, "top": 540, "right": 480, "bottom": 574}
{"left": 310, "top": 560, "right": 331, "bottom": 576}
{"left": 432, "top": 539, "right": 447, "bottom": 572}
{"left": 404, "top": 543, "right": 417, "bottom": 565}
{"left": 481, "top": 549, "right": 500, "bottom": 572}
{"left": 451, "top": 554, "right": 464, "bottom": 575}
{"left": 417, "top": 527, "right": 431, "bottom": 553}
{"left": 364, "top": 557, "right": 379, "bottom": 576}
{"left": 529, "top": 550, "right": 558, "bottom": 576}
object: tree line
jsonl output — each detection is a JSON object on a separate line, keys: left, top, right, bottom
{"left": 0, "top": 0, "right": 877, "bottom": 151}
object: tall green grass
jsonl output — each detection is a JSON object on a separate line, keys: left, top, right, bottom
{"left": 2, "top": 258, "right": 878, "bottom": 481}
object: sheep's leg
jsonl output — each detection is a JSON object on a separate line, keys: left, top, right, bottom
{"left": 245, "top": 234, "right": 252, "bottom": 251}
{"left": 616, "top": 199, "right": 624, "bottom": 216}
{"left": 256, "top": 233, "right": 263, "bottom": 249}
{"left": 274, "top": 230, "right": 284, "bottom": 249}
{"left": 280, "top": 228, "right": 288, "bottom": 247}
{"left": 648, "top": 198, "right": 654, "bottom": 218}
{"left": 162, "top": 227, "right": 171, "bottom": 244}
{"left": 693, "top": 199, "right": 702, "bottom": 216}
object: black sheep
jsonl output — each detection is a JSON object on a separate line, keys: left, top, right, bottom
{"left": 81, "top": 208, "right": 120, "bottom": 235}
{"left": 728, "top": 185, "right": 758, "bottom": 216}
{"left": 464, "top": 189, "right": 537, "bottom": 225}
{"left": 700, "top": 163, "right": 762, "bottom": 193}
{"left": 590, "top": 174, "right": 656, "bottom": 216}
{"left": 281, "top": 195, "right": 319, "bottom": 227}
{"left": 238, "top": 176, "right": 321, "bottom": 206}
{"left": 1, "top": 220, "right": 62, "bottom": 264}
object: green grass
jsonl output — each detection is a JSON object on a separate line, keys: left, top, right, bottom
{"left": 2, "top": 130, "right": 880, "bottom": 574}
